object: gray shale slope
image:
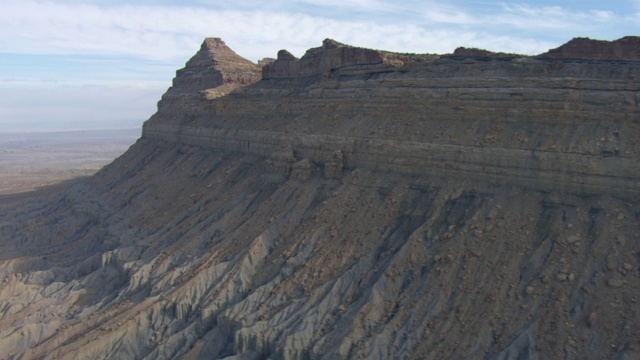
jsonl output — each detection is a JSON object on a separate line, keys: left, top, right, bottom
{"left": 0, "top": 37, "right": 639, "bottom": 359}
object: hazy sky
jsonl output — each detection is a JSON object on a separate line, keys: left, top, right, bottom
{"left": 1, "top": 0, "right": 638, "bottom": 132}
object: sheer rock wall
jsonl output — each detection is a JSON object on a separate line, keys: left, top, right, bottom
{"left": 143, "top": 37, "right": 640, "bottom": 198}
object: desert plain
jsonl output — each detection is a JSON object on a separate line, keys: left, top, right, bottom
{"left": 0, "top": 129, "right": 139, "bottom": 196}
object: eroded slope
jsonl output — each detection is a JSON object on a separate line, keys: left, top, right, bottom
{"left": 1, "top": 140, "right": 638, "bottom": 359}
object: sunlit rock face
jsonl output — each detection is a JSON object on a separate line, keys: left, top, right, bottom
{"left": 1, "top": 36, "right": 639, "bottom": 360}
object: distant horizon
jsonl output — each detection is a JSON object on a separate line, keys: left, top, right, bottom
{"left": 0, "top": 122, "right": 143, "bottom": 134}
{"left": 1, "top": 0, "right": 638, "bottom": 133}
{"left": 0, "top": 121, "right": 142, "bottom": 134}
{"left": 0, "top": 127, "right": 140, "bottom": 133}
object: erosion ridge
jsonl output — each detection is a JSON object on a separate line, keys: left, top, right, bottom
{"left": 0, "top": 37, "right": 639, "bottom": 360}
{"left": 143, "top": 36, "right": 640, "bottom": 198}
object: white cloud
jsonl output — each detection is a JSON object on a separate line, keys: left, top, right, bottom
{"left": 3, "top": 0, "right": 617, "bottom": 64}
{"left": 423, "top": 10, "right": 477, "bottom": 25}
{"left": 632, "top": 0, "right": 640, "bottom": 23}
{"left": 299, "top": 0, "right": 386, "bottom": 10}
{"left": 590, "top": 10, "right": 614, "bottom": 20}
{"left": 1, "top": 1, "right": 637, "bottom": 60}
{"left": 0, "top": 1, "right": 467, "bottom": 62}
{"left": 0, "top": 1, "right": 202, "bottom": 60}
{"left": 495, "top": 3, "right": 622, "bottom": 32}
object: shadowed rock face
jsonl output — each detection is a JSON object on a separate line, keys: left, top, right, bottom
{"left": 1, "top": 37, "right": 639, "bottom": 360}
{"left": 538, "top": 36, "right": 640, "bottom": 61}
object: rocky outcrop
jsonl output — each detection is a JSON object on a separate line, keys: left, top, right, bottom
{"left": 538, "top": 36, "right": 640, "bottom": 61}
{"left": 261, "top": 39, "right": 418, "bottom": 79}
{"left": 155, "top": 37, "right": 261, "bottom": 117}
{"left": 1, "top": 37, "right": 639, "bottom": 360}
{"left": 172, "top": 38, "right": 260, "bottom": 94}
{"left": 451, "top": 47, "right": 517, "bottom": 59}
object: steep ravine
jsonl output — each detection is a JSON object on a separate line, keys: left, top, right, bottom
{"left": 0, "top": 37, "right": 639, "bottom": 359}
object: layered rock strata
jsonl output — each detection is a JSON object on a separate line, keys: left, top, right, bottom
{"left": 156, "top": 37, "right": 262, "bottom": 112}
{"left": 144, "top": 37, "right": 640, "bottom": 198}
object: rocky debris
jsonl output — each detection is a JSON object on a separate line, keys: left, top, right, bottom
{"left": 608, "top": 278, "right": 625, "bottom": 288}
{"left": 587, "top": 311, "right": 598, "bottom": 327}
{"left": 1, "top": 36, "right": 640, "bottom": 360}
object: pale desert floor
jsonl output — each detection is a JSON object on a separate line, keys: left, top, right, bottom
{"left": 0, "top": 129, "right": 139, "bottom": 195}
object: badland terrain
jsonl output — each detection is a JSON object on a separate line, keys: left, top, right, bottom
{"left": 0, "top": 36, "right": 639, "bottom": 359}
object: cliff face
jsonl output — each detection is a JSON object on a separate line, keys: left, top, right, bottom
{"left": 1, "top": 37, "right": 639, "bottom": 360}
{"left": 144, "top": 37, "right": 640, "bottom": 198}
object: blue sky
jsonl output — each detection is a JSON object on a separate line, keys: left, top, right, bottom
{"left": 0, "top": 0, "right": 638, "bottom": 132}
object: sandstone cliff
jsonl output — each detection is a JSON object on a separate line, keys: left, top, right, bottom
{"left": 144, "top": 37, "right": 640, "bottom": 198}
{"left": 0, "top": 37, "right": 639, "bottom": 360}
